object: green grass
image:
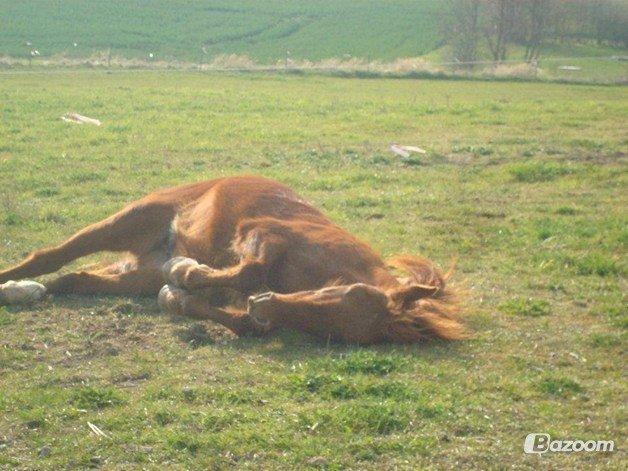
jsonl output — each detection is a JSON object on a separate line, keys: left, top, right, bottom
{"left": 537, "top": 377, "right": 584, "bottom": 397}
{"left": 70, "top": 387, "right": 126, "bottom": 410}
{"left": 0, "top": 0, "right": 441, "bottom": 61}
{"left": 499, "top": 298, "right": 552, "bottom": 317}
{"left": 571, "top": 253, "right": 621, "bottom": 277}
{"left": 510, "top": 162, "right": 575, "bottom": 183}
{"left": 0, "top": 70, "right": 626, "bottom": 469}
{"left": 3, "top": 1, "right": 626, "bottom": 84}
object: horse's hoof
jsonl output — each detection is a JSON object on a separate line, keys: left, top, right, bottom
{"left": 158, "top": 284, "right": 187, "bottom": 315}
{"left": 247, "top": 292, "right": 276, "bottom": 329}
{"left": 162, "top": 257, "right": 199, "bottom": 287}
{"left": 0, "top": 280, "right": 47, "bottom": 305}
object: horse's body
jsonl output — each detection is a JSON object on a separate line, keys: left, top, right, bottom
{"left": 0, "top": 176, "right": 464, "bottom": 343}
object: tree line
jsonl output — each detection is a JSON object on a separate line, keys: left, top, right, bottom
{"left": 441, "top": 0, "right": 628, "bottom": 65}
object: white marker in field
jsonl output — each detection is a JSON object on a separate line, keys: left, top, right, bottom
{"left": 390, "top": 144, "right": 427, "bottom": 158}
{"left": 87, "top": 422, "right": 110, "bottom": 438}
{"left": 61, "top": 112, "right": 102, "bottom": 126}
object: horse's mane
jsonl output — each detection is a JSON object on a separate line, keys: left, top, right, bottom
{"left": 384, "top": 255, "right": 467, "bottom": 342}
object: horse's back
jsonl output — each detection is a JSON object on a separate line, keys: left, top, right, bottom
{"left": 168, "top": 176, "right": 326, "bottom": 265}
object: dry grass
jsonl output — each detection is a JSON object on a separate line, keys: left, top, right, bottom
{"left": 2, "top": 52, "right": 625, "bottom": 84}
{"left": 206, "top": 54, "right": 257, "bottom": 70}
{"left": 487, "top": 63, "right": 540, "bottom": 79}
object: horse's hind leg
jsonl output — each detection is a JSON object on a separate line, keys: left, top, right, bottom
{"left": 45, "top": 265, "right": 164, "bottom": 296}
{"left": 1, "top": 251, "right": 166, "bottom": 305}
{"left": 0, "top": 200, "right": 176, "bottom": 284}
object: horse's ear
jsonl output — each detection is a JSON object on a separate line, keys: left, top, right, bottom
{"left": 388, "top": 284, "right": 439, "bottom": 307}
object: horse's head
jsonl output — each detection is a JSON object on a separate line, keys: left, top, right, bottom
{"left": 247, "top": 283, "right": 389, "bottom": 342}
{"left": 247, "top": 269, "right": 465, "bottom": 343}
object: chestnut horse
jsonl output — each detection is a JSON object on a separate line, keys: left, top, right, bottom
{"left": 0, "top": 176, "right": 465, "bottom": 343}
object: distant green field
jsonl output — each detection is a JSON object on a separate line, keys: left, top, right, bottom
{"left": 0, "top": 70, "right": 626, "bottom": 469}
{"left": 0, "top": 0, "right": 442, "bottom": 61}
{"left": 3, "top": 0, "right": 626, "bottom": 82}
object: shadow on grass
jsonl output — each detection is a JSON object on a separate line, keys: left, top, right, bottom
{"left": 227, "top": 329, "right": 472, "bottom": 365}
{"left": 2, "top": 294, "right": 163, "bottom": 316}
{"left": 5, "top": 293, "right": 478, "bottom": 365}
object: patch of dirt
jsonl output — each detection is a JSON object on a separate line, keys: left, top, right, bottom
{"left": 474, "top": 211, "right": 506, "bottom": 219}
{"left": 113, "top": 372, "right": 151, "bottom": 388}
{"left": 559, "top": 151, "right": 626, "bottom": 165}
{"left": 176, "top": 322, "right": 237, "bottom": 347}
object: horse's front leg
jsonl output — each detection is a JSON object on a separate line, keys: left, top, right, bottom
{"left": 163, "top": 233, "right": 285, "bottom": 294}
{"left": 158, "top": 285, "right": 268, "bottom": 337}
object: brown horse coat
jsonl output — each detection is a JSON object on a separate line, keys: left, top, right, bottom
{"left": 0, "top": 176, "right": 465, "bottom": 343}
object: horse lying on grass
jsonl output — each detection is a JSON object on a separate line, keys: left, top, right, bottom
{"left": 0, "top": 176, "right": 465, "bottom": 344}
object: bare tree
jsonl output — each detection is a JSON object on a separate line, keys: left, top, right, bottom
{"left": 552, "top": 0, "right": 594, "bottom": 42}
{"left": 521, "top": 0, "right": 553, "bottom": 61}
{"left": 439, "top": 0, "right": 627, "bottom": 67}
{"left": 441, "top": 0, "right": 481, "bottom": 68}
{"left": 591, "top": 0, "right": 628, "bottom": 47}
{"left": 482, "top": 0, "right": 518, "bottom": 62}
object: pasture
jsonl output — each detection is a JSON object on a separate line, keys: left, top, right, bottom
{"left": 1, "top": 0, "right": 440, "bottom": 61}
{"left": 0, "top": 70, "right": 626, "bottom": 469}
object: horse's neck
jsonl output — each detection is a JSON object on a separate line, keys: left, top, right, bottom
{"left": 370, "top": 266, "right": 401, "bottom": 291}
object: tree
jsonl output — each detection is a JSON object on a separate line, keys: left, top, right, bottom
{"left": 441, "top": 0, "right": 481, "bottom": 68}
{"left": 482, "top": 0, "right": 518, "bottom": 62}
{"left": 521, "top": 0, "right": 553, "bottom": 61}
{"left": 591, "top": 0, "right": 628, "bottom": 47}
{"left": 440, "top": 0, "right": 627, "bottom": 66}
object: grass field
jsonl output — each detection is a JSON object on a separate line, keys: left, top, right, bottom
{"left": 3, "top": 0, "right": 626, "bottom": 86}
{"left": 1, "top": 0, "right": 441, "bottom": 61}
{"left": 0, "top": 70, "right": 626, "bottom": 469}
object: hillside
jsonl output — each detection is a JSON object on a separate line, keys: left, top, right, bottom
{"left": 0, "top": 0, "right": 443, "bottom": 62}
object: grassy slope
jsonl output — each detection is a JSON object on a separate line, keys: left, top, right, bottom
{"left": 0, "top": 0, "right": 441, "bottom": 61}
{"left": 0, "top": 71, "right": 626, "bottom": 469}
